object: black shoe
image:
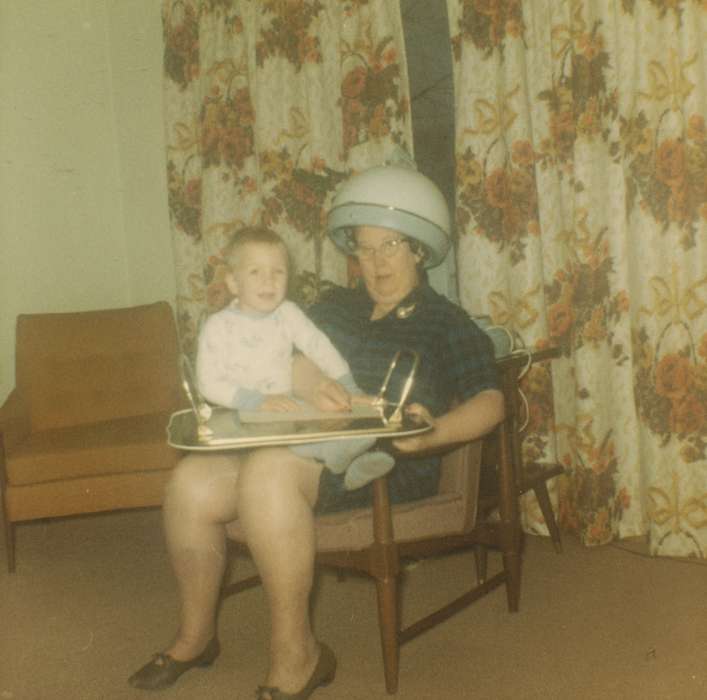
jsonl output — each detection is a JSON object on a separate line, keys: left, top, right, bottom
{"left": 256, "top": 643, "right": 337, "bottom": 699}
{"left": 128, "top": 637, "right": 220, "bottom": 690}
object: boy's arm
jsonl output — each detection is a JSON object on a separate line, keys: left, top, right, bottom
{"left": 291, "top": 354, "right": 352, "bottom": 411}
{"left": 196, "top": 318, "right": 266, "bottom": 409}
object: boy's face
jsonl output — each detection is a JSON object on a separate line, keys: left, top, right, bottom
{"left": 226, "top": 242, "right": 288, "bottom": 314}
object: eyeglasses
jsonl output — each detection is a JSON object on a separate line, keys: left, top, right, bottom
{"left": 352, "top": 237, "right": 408, "bottom": 260}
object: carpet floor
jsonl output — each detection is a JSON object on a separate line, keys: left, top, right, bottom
{"left": 1, "top": 509, "right": 705, "bottom": 699}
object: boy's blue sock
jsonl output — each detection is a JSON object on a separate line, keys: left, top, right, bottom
{"left": 344, "top": 451, "right": 395, "bottom": 491}
{"left": 291, "top": 435, "right": 375, "bottom": 473}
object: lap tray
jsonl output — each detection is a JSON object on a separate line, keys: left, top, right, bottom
{"left": 170, "top": 348, "right": 430, "bottom": 451}
{"left": 166, "top": 405, "right": 432, "bottom": 451}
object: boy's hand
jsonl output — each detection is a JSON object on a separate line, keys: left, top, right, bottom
{"left": 259, "top": 394, "right": 300, "bottom": 412}
{"left": 311, "top": 378, "right": 351, "bottom": 412}
{"left": 350, "top": 393, "right": 377, "bottom": 406}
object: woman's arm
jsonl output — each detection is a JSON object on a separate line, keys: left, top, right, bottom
{"left": 392, "top": 388, "right": 504, "bottom": 455}
{"left": 285, "top": 301, "right": 350, "bottom": 380}
{"left": 292, "top": 346, "right": 504, "bottom": 452}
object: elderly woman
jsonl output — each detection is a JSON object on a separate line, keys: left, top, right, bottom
{"left": 129, "top": 165, "right": 504, "bottom": 699}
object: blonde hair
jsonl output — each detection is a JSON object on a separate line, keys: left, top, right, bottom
{"left": 224, "top": 226, "right": 290, "bottom": 270}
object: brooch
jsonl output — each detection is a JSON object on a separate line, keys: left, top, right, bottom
{"left": 396, "top": 303, "right": 416, "bottom": 319}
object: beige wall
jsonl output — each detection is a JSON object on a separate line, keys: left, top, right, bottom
{"left": 0, "top": 0, "right": 175, "bottom": 402}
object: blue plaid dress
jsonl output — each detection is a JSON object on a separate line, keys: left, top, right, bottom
{"left": 308, "top": 283, "right": 499, "bottom": 514}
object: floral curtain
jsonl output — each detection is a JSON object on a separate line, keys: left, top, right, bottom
{"left": 162, "top": 0, "right": 412, "bottom": 357}
{"left": 449, "top": 0, "right": 706, "bottom": 557}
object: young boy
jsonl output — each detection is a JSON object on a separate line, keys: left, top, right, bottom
{"left": 196, "top": 226, "right": 394, "bottom": 491}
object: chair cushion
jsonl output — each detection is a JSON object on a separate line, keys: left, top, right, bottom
{"left": 4, "top": 470, "right": 173, "bottom": 522}
{"left": 15, "top": 303, "right": 181, "bottom": 431}
{"left": 225, "top": 492, "right": 467, "bottom": 552}
{"left": 4, "top": 412, "right": 179, "bottom": 486}
{"left": 315, "top": 493, "right": 467, "bottom": 550}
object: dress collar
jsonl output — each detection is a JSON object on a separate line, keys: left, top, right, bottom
{"left": 357, "top": 283, "right": 430, "bottom": 322}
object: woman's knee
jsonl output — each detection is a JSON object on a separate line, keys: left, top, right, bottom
{"left": 165, "top": 453, "right": 237, "bottom": 511}
{"left": 238, "top": 450, "right": 321, "bottom": 510}
{"left": 238, "top": 453, "right": 286, "bottom": 503}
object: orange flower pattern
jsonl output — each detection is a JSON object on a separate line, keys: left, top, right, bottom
{"left": 200, "top": 87, "right": 255, "bottom": 174}
{"left": 556, "top": 418, "right": 629, "bottom": 546}
{"left": 545, "top": 232, "right": 629, "bottom": 361}
{"left": 260, "top": 148, "right": 347, "bottom": 245}
{"left": 256, "top": 1, "right": 324, "bottom": 72}
{"left": 622, "top": 111, "right": 707, "bottom": 248}
{"left": 339, "top": 39, "right": 407, "bottom": 153}
{"left": 634, "top": 328, "right": 707, "bottom": 462}
{"left": 456, "top": 140, "right": 540, "bottom": 264}
{"left": 451, "top": 0, "right": 525, "bottom": 60}
{"left": 163, "top": 2, "right": 200, "bottom": 89}
{"left": 536, "top": 21, "right": 618, "bottom": 173}
{"left": 167, "top": 161, "right": 202, "bottom": 240}
{"left": 520, "top": 364, "right": 556, "bottom": 466}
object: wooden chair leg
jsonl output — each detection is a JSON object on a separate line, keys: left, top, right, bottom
{"left": 473, "top": 544, "right": 487, "bottom": 585}
{"left": 375, "top": 574, "right": 400, "bottom": 695}
{"left": 502, "top": 540, "right": 522, "bottom": 613}
{"left": 3, "top": 515, "right": 16, "bottom": 573}
{"left": 369, "top": 477, "right": 401, "bottom": 693}
{"left": 1, "top": 438, "right": 14, "bottom": 573}
{"left": 532, "top": 483, "right": 562, "bottom": 553}
{"left": 497, "top": 417, "right": 522, "bottom": 613}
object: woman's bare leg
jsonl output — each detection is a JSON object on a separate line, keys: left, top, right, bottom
{"left": 236, "top": 447, "right": 324, "bottom": 694}
{"left": 162, "top": 451, "right": 242, "bottom": 660}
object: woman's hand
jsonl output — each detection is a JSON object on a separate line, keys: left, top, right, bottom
{"left": 403, "top": 402, "right": 435, "bottom": 425}
{"left": 391, "top": 403, "right": 436, "bottom": 453}
{"left": 392, "top": 390, "right": 504, "bottom": 455}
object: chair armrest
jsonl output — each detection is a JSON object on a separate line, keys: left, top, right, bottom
{"left": 456, "top": 439, "right": 484, "bottom": 530}
{"left": 0, "top": 389, "right": 32, "bottom": 452}
{"left": 437, "top": 437, "right": 484, "bottom": 531}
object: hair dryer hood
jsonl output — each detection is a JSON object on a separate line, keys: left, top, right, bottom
{"left": 327, "top": 165, "right": 451, "bottom": 268}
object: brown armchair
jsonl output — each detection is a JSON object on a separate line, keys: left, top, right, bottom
{"left": 0, "top": 302, "right": 185, "bottom": 572}
{"left": 221, "top": 354, "right": 549, "bottom": 693}
{"left": 223, "top": 438, "right": 498, "bottom": 695}
{"left": 220, "top": 351, "right": 563, "bottom": 693}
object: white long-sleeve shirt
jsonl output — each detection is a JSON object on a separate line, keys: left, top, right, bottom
{"left": 196, "top": 299, "right": 351, "bottom": 409}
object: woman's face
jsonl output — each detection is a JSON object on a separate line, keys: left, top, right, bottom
{"left": 354, "top": 225, "right": 422, "bottom": 316}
